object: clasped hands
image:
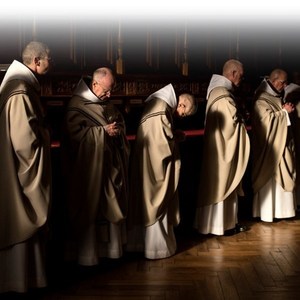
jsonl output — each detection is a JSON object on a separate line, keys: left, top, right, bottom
{"left": 104, "top": 122, "right": 120, "bottom": 136}
{"left": 282, "top": 102, "right": 295, "bottom": 113}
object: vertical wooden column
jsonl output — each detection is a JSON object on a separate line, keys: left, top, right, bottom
{"left": 182, "top": 22, "right": 188, "bottom": 76}
{"left": 116, "top": 20, "right": 124, "bottom": 74}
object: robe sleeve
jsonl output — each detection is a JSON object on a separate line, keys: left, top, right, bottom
{"left": 146, "top": 113, "right": 174, "bottom": 182}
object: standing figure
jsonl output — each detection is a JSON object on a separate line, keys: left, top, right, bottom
{"left": 127, "top": 83, "right": 196, "bottom": 259}
{"left": 194, "top": 59, "right": 250, "bottom": 236}
{"left": 62, "top": 67, "right": 129, "bottom": 266}
{"left": 284, "top": 80, "right": 300, "bottom": 208}
{"left": 0, "top": 41, "right": 52, "bottom": 293}
{"left": 252, "top": 69, "right": 296, "bottom": 222}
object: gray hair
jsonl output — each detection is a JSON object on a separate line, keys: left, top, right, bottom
{"left": 222, "top": 59, "right": 243, "bottom": 77}
{"left": 269, "top": 68, "right": 287, "bottom": 82}
{"left": 93, "top": 67, "right": 114, "bottom": 82}
{"left": 22, "top": 41, "right": 50, "bottom": 65}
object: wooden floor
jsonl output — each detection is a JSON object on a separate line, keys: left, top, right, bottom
{"left": 6, "top": 212, "right": 299, "bottom": 300}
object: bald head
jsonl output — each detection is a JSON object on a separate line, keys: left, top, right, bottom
{"left": 91, "top": 67, "right": 115, "bottom": 99}
{"left": 92, "top": 67, "right": 113, "bottom": 81}
{"left": 269, "top": 69, "right": 287, "bottom": 82}
{"left": 269, "top": 68, "right": 288, "bottom": 93}
{"left": 222, "top": 59, "right": 244, "bottom": 87}
{"left": 22, "top": 41, "right": 50, "bottom": 65}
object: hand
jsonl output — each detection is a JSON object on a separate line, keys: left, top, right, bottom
{"left": 282, "top": 102, "right": 295, "bottom": 113}
{"left": 104, "top": 122, "right": 120, "bottom": 137}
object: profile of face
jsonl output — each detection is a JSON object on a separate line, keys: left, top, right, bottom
{"left": 232, "top": 67, "right": 244, "bottom": 87}
{"left": 175, "top": 96, "right": 193, "bottom": 118}
{"left": 37, "top": 54, "right": 52, "bottom": 75}
{"left": 92, "top": 76, "right": 114, "bottom": 100}
{"left": 274, "top": 77, "right": 288, "bottom": 93}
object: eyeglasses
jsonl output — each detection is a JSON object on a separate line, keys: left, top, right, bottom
{"left": 278, "top": 79, "right": 288, "bottom": 85}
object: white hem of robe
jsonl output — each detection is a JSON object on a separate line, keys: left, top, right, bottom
{"left": 253, "top": 177, "right": 296, "bottom": 222}
{"left": 98, "top": 222, "right": 126, "bottom": 260}
{"left": 194, "top": 192, "right": 238, "bottom": 235}
{"left": 0, "top": 234, "right": 47, "bottom": 293}
{"left": 126, "top": 213, "right": 177, "bottom": 259}
{"left": 68, "top": 222, "right": 126, "bottom": 266}
{"left": 145, "top": 214, "right": 177, "bottom": 259}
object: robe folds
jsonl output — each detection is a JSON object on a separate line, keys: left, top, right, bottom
{"left": 251, "top": 92, "right": 295, "bottom": 194}
{"left": 0, "top": 77, "right": 51, "bottom": 250}
{"left": 284, "top": 83, "right": 300, "bottom": 205}
{"left": 0, "top": 60, "right": 51, "bottom": 292}
{"left": 62, "top": 81, "right": 129, "bottom": 249}
{"left": 128, "top": 98, "right": 180, "bottom": 229}
{"left": 197, "top": 86, "right": 250, "bottom": 207}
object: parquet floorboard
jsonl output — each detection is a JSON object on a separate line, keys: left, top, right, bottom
{"left": 2, "top": 213, "right": 300, "bottom": 300}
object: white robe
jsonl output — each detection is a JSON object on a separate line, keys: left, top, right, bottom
{"left": 127, "top": 214, "right": 177, "bottom": 259}
{"left": 253, "top": 178, "right": 296, "bottom": 222}
{"left": 194, "top": 192, "right": 238, "bottom": 235}
{"left": 0, "top": 232, "right": 47, "bottom": 293}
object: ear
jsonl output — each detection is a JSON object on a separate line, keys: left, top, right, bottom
{"left": 34, "top": 57, "right": 40, "bottom": 66}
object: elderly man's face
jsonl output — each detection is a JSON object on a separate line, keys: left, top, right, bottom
{"left": 176, "top": 97, "right": 193, "bottom": 118}
{"left": 274, "top": 77, "right": 288, "bottom": 93}
{"left": 232, "top": 67, "right": 244, "bottom": 87}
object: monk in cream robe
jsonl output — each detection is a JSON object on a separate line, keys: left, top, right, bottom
{"left": 194, "top": 59, "right": 250, "bottom": 236}
{"left": 127, "top": 84, "right": 196, "bottom": 259}
{"left": 284, "top": 83, "right": 300, "bottom": 207}
{"left": 0, "top": 42, "right": 52, "bottom": 293}
{"left": 62, "top": 70, "right": 129, "bottom": 265}
{"left": 252, "top": 69, "right": 296, "bottom": 222}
